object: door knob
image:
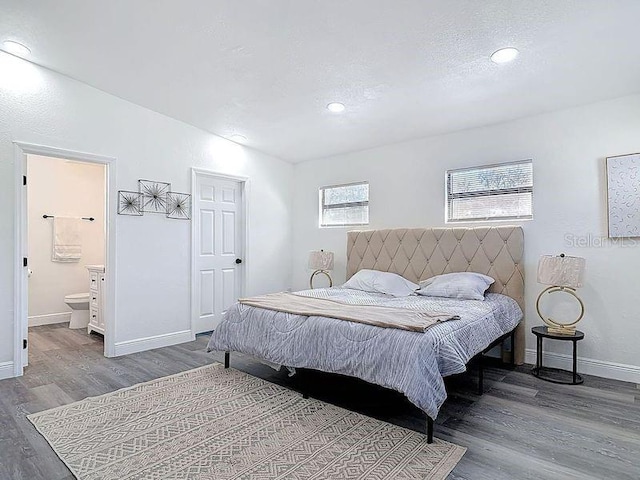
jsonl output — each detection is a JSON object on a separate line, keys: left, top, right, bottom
{"left": 235, "top": 258, "right": 242, "bottom": 264}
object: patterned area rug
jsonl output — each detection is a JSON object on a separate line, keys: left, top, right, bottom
{"left": 28, "top": 364, "right": 465, "bottom": 479}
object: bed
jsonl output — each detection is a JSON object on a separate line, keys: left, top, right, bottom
{"left": 207, "top": 226, "right": 525, "bottom": 442}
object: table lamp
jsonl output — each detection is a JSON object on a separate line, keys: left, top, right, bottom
{"left": 308, "top": 250, "right": 334, "bottom": 289}
{"left": 536, "top": 254, "right": 586, "bottom": 335}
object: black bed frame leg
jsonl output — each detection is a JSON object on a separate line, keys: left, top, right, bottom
{"left": 510, "top": 330, "right": 516, "bottom": 366}
{"left": 224, "top": 351, "right": 230, "bottom": 369}
{"left": 478, "top": 353, "right": 484, "bottom": 395}
{"left": 426, "top": 416, "right": 434, "bottom": 444}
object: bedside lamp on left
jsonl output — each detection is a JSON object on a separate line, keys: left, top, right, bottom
{"left": 308, "top": 250, "right": 334, "bottom": 289}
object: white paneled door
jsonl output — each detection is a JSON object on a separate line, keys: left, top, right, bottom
{"left": 193, "top": 172, "right": 244, "bottom": 334}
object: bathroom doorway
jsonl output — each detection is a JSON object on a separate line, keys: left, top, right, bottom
{"left": 26, "top": 155, "right": 106, "bottom": 364}
{"left": 14, "top": 143, "right": 117, "bottom": 376}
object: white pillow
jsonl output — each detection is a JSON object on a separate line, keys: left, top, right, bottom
{"left": 342, "top": 269, "right": 418, "bottom": 297}
{"left": 416, "top": 272, "right": 494, "bottom": 301}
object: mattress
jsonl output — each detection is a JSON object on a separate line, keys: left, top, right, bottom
{"left": 207, "top": 287, "right": 523, "bottom": 419}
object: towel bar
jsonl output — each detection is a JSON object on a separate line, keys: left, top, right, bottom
{"left": 43, "top": 214, "right": 94, "bottom": 221}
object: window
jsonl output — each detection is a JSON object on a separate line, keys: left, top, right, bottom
{"left": 446, "top": 160, "right": 533, "bottom": 222}
{"left": 319, "top": 182, "right": 369, "bottom": 227}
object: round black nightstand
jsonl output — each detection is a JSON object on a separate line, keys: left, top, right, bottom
{"left": 531, "top": 326, "right": 584, "bottom": 385}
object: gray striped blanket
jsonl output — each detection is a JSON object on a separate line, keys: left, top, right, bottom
{"left": 207, "top": 288, "right": 522, "bottom": 419}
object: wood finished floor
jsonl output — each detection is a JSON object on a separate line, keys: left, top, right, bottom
{"left": 1, "top": 323, "right": 638, "bottom": 480}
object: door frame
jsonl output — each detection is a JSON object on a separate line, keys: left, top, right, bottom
{"left": 190, "top": 168, "right": 249, "bottom": 337}
{"left": 13, "top": 142, "right": 118, "bottom": 376}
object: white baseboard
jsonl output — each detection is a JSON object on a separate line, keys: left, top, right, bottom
{"left": 28, "top": 312, "right": 71, "bottom": 327}
{"left": 114, "top": 330, "right": 194, "bottom": 356}
{"left": 525, "top": 349, "right": 640, "bottom": 384}
{"left": 0, "top": 361, "right": 15, "bottom": 381}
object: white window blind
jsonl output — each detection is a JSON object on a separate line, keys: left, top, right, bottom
{"left": 319, "top": 182, "right": 369, "bottom": 227}
{"left": 446, "top": 160, "right": 533, "bottom": 222}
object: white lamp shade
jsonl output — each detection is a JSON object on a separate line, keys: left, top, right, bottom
{"left": 308, "top": 250, "right": 334, "bottom": 271}
{"left": 537, "top": 255, "right": 585, "bottom": 288}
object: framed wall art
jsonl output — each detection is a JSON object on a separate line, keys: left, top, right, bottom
{"left": 117, "top": 190, "right": 144, "bottom": 216}
{"left": 166, "top": 192, "right": 191, "bottom": 220}
{"left": 606, "top": 152, "right": 640, "bottom": 238}
{"left": 139, "top": 179, "right": 171, "bottom": 214}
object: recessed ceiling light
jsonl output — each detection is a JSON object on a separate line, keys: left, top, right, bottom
{"left": 2, "top": 40, "right": 31, "bottom": 57}
{"left": 229, "top": 134, "right": 247, "bottom": 143}
{"left": 490, "top": 47, "right": 519, "bottom": 64}
{"left": 327, "top": 102, "right": 346, "bottom": 113}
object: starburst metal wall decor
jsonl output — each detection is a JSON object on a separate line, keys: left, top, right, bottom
{"left": 139, "top": 180, "right": 171, "bottom": 214}
{"left": 117, "top": 190, "right": 143, "bottom": 216}
{"left": 117, "top": 180, "right": 192, "bottom": 221}
{"left": 166, "top": 192, "right": 192, "bottom": 220}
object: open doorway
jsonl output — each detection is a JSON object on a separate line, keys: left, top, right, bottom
{"left": 14, "top": 143, "right": 117, "bottom": 377}
{"left": 25, "top": 155, "right": 106, "bottom": 365}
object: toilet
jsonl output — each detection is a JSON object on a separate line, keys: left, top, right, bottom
{"left": 64, "top": 293, "right": 90, "bottom": 329}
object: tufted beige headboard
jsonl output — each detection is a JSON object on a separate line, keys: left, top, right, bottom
{"left": 346, "top": 226, "right": 525, "bottom": 364}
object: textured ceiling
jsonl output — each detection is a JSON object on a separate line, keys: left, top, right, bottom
{"left": 1, "top": 0, "right": 640, "bottom": 162}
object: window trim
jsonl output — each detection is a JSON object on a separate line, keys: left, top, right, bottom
{"left": 319, "top": 181, "right": 370, "bottom": 228}
{"left": 445, "top": 159, "right": 533, "bottom": 223}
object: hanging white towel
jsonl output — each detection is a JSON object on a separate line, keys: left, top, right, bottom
{"left": 52, "top": 217, "right": 82, "bottom": 262}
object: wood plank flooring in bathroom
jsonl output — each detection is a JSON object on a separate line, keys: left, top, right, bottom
{"left": 0, "top": 323, "right": 638, "bottom": 480}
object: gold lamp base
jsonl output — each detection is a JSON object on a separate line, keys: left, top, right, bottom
{"left": 546, "top": 325, "right": 577, "bottom": 336}
{"left": 310, "top": 270, "right": 333, "bottom": 289}
{"left": 536, "top": 285, "right": 585, "bottom": 335}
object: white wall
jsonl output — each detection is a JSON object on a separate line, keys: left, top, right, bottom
{"left": 0, "top": 51, "right": 293, "bottom": 372}
{"left": 293, "top": 93, "right": 640, "bottom": 382}
{"left": 27, "top": 155, "right": 105, "bottom": 326}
